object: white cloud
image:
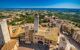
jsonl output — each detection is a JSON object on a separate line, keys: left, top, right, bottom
{"left": 47, "top": 3, "right": 80, "bottom": 8}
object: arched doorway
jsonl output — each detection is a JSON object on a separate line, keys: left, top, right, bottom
{"left": 38, "top": 41, "right": 43, "bottom": 44}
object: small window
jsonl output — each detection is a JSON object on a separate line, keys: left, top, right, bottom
{"left": 45, "top": 42, "right": 47, "bottom": 43}
{"left": 50, "top": 41, "right": 52, "bottom": 44}
{"left": 40, "top": 38, "right": 42, "bottom": 40}
{"left": 38, "top": 38, "right": 39, "bottom": 39}
{"left": 57, "top": 43, "right": 59, "bottom": 45}
{"left": 45, "top": 41, "right": 47, "bottom": 43}
{"left": 35, "top": 37, "right": 36, "bottom": 39}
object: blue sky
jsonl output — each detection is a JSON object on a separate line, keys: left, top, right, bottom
{"left": 0, "top": 0, "right": 80, "bottom": 8}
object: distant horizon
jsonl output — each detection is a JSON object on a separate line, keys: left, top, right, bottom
{"left": 0, "top": 8, "right": 80, "bottom": 9}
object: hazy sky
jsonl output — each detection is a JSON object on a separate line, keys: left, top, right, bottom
{"left": 0, "top": 0, "right": 80, "bottom": 8}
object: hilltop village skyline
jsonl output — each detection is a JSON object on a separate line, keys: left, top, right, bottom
{"left": 0, "top": 8, "right": 80, "bottom": 50}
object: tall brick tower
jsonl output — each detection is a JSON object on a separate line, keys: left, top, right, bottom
{"left": 34, "top": 14, "right": 39, "bottom": 33}
{"left": 0, "top": 19, "right": 10, "bottom": 45}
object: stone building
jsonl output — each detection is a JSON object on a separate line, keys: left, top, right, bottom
{"left": 0, "top": 19, "right": 19, "bottom": 50}
{"left": 24, "top": 14, "right": 60, "bottom": 50}
{"left": 24, "top": 24, "right": 34, "bottom": 44}
{"left": 58, "top": 36, "right": 67, "bottom": 50}
{"left": 0, "top": 19, "right": 10, "bottom": 48}
{"left": 60, "top": 20, "right": 80, "bottom": 44}
{"left": 72, "top": 27, "right": 80, "bottom": 43}
{"left": 33, "top": 27, "right": 59, "bottom": 46}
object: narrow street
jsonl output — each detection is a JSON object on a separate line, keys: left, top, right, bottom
{"left": 61, "top": 33, "right": 80, "bottom": 50}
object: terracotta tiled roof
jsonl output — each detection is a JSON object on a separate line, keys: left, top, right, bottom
{"left": 18, "top": 47, "right": 34, "bottom": 50}
{"left": 1, "top": 39, "right": 18, "bottom": 50}
{"left": 35, "top": 27, "right": 59, "bottom": 41}
{"left": 9, "top": 25, "right": 24, "bottom": 38}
